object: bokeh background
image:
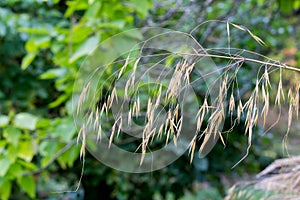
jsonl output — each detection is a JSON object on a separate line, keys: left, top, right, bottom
{"left": 0, "top": 0, "right": 300, "bottom": 199}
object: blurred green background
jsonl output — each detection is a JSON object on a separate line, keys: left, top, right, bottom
{"left": 0, "top": 0, "right": 300, "bottom": 199}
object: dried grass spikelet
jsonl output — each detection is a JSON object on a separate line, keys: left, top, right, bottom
{"left": 261, "top": 67, "right": 271, "bottom": 126}
{"left": 284, "top": 82, "right": 300, "bottom": 154}
{"left": 132, "top": 100, "right": 137, "bottom": 117}
{"left": 96, "top": 123, "right": 102, "bottom": 142}
{"left": 116, "top": 116, "right": 122, "bottom": 138}
{"left": 146, "top": 98, "right": 154, "bottom": 126}
{"left": 155, "top": 84, "right": 163, "bottom": 108}
{"left": 199, "top": 75, "right": 228, "bottom": 153}
{"left": 275, "top": 68, "right": 285, "bottom": 106}
{"left": 158, "top": 123, "right": 164, "bottom": 139}
{"left": 87, "top": 111, "right": 94, "bottom": 126}
{"left": 166, "top": 61, "right": 185, "bottom": 100}
{"left": 140, "top": 123, "right": 157, "bottom": 165}
{"left": 140, "top": 115, "right": 157, "bottom": 166}
{"left": 117, "top": 55, "right": 130, "bottom": 79}
{"left": 125, "top": 57, "right": 141, "bottom": 99}
{"left": 111, "top": 86, "right": 118, "bottom": 103}
{"left": 124, "top": 78, "right": 130, "bottom": 99}
{"left": 184, "top": 62, "right": 195, "bottom": 84}
{"left": 94, "top": 106, "right": 101, "bottom": 143}
{"left": 106, "top": 87, "right": 117, "bottom": 110}
{"left": 261, "top": 85, "right": 269, "bottom": 126}
{"left": 189, "top": 136, "right": 197, "bottom": 163}
{"left": 287, "top": 88, "right": 295, "bottom": 132}
{"left": 93, "top": 106, "right": 99, "bottom": 130}
{"left": 128, "top": 107, "right": 132, "bottom": 126}
{"left": 237, "top": 100, "right": 244, "bottom": 123}
{"left": 129, "top": 57, "right": 140, "bottom": 88}
{"left": 229, "top": 92, "right": 235, "bottom": 117}
{"left": 174, "top": 104, "right": 179, "bottom": 122}
{"left": 218, "top": 131, "right": 226, "bottom": 147}
{"left": 137, "top": 96, "right": 141, "bottom": 117}
{"left": 264, "top": 66, "right": 271, "bottom": 88}
{"left": 261, "top": 85, "right": 269, "bottom": 127}
{"left": 100, "top": 102, "right": 108, "bottom": 116}
{"left": 77, "top": 82, "right": 90, "bottom": 115}
{"left": 233, "top": 80, "right": 259, "bottom": 168}
{"left": 139, "top": 137, "right": 148, "bottom": 166}
{"left": 196, "top": 97, "right": 209, "bottom": 132}
{"left": 247, "top": 29, "right": 265, "bottom": 46}
{"left": 150, "top": 127, "right": 157, "bottom": 144}
{"left": 169, "top": 106, "right": 180, "bottom": 137}
{"left": 109, "top": 116, "right": 122, "bottom": 148}
{"left": 176, "top": 116, "right": 183, "bottom": 137}
{"left": 230, "top": 22, "right": 246, "bottom": 31}
{"left": 230, "top": 22, "right": 265, "bottom": 45}
{"left": 164, "top": 110, "right": 171, "bottom": 137}
{"left": 132, "top": 97, "right": 141, "bottom": 118}
{"left": 77, "top": 124, "right": 86, "bottom": 160}
{"left": 138, "top": 98, "right": 159, "bottom": 164}
{"left": 164, "top": 110, "right": 173, "bottom": 145}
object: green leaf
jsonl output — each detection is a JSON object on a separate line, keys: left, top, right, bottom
{"left": 17, "top": 160, "right": 37, "bottom": 171}
{"left": 57, "top": 145, "right": 80, "bottom": 168}
{"left": 69, "top": 26, "right": 93, "bottom": 43}
{"left": 0, "top": 157, "right": 11, "bottom": 177}
{"left": 41, "top": 156, "right": 52, "bottom": 168}
{"left": 124, "top": 29, "right": 144, "bottom": 40}
{"left": 18, "top": 176, "right": 36, "bottom": 198}
{"left": 0, "top": 115, "right": 9, "bottom": 128}
{"left": 33, "top": 35, "right": 51, "bottom": 48}
{"left": 98, "top": 20, "right": 126, "bottom": 29}
{"left": 48, "top": 93, "right": 70, "bottom": 108}
{"left": 18, "top": 140, "right": 36, "bottom": 162}
{"left": 65, "top": 0, "right": 89, "bottom": 17}
{"left": 70, "top": 35, "right": 100, "bottom": 63}
{"left": 50, "top": 42, "right": 64, "bottom": 54}
{"left": 54, "top": 118, "right": 76, "bottom": 142}
{"left": 0, "top": 140, "right": 6, "bottom": 152}
{"left": 13, "top": 113, "right": 38, "bottom": 130}
{"left": 0, "top": 179, "right": 11, "bottom": 200}
{"left": 84, "top": 1, "right": 101, "bottom": 18}
{"left": 21, "top": 52, "right": 37, "bottom": 70}
{"left": 294, "top": 0, "right": 300, "bottom": 9}
{"left": 39, "top": 68, "right": 67, "bottom": 79}
{"left": 7, "top": 163, "right": 22, "bottom": 178}
{"left": 3, "top": 127, "right": 21, "bottom": 146}
{"left": 36, "top": 118, "right": 51, "bottom": 128}
{"left": 39, "top": 140, "right": 58, "bottom": 156}
{"left": 278, "top": 0, "right": 294, "bottom": 14}
{"left": 25, "top": 38, "right": 38, "bottom": 52}
{"left": 18, "top": 27, "right": 49, "bottom": 35}
{"left": 7, "top": 145, "right": 19, "bottom": 162}
{"left": 25, "top": 35, "right": 51, "bottom": 53}
{"left": 53, "top": 49, "right": 69, "bottom": 66}
{"left": 129, "top": 0, "right": 151, "bottom": 18}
